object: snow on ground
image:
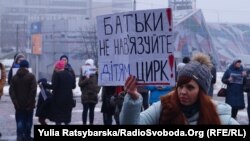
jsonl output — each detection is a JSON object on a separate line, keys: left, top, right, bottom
{"left": 1, "top": 72, "right": 244, "bottom": 99}
{"left": 1, "top": 72, "right": 228, "bottom": 97}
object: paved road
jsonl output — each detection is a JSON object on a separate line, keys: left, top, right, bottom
{"left": 0, "top": 94, "right": 106, "bottom": 141}
{"left": 0, "top": 90, "right": 249, "bottom": 140}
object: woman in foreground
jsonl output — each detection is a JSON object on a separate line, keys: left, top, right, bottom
{"left": 120, "top": 53, "right": 238, "bottom": 125}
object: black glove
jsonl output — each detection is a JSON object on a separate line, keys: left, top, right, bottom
{"left": 38, "top": 78, "right": 47, "bottom": 84}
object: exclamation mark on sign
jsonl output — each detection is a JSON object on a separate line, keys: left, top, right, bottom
{"left": 166, "top": 8, "right": 172, "bottom": 32}
{"left": 168, "top": 54, "right": 174, "bottom": 78}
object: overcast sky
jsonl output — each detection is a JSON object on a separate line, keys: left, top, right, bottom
{"left": 135, "top": 0, "right": 250, "bottom": 24}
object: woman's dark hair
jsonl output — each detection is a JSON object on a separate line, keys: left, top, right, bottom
{"left": 175, "top": 76, "right": 221, "bottom": 124}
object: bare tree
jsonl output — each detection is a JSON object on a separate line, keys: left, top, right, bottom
{"left": 79, "top": 23, "right": 98, "bottom": 65}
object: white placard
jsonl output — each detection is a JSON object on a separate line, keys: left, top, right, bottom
{"left": 12, "top": 68, "right": 33, "bottom": 76}
{"left": 97, "top": 8, "right": 175, "bottom": 86}
{"left": 230, "top": 73, "right": 244, "bottom": 84}
{"left": 81, "top": 65, "right": 97, "bottom": 76}
{"left": 39, "top": 83, "right": 47, "bottom": 101}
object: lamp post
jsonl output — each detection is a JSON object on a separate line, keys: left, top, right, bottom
{"left": 133, "top": 0, "right": 136, "bottom": 11}
{"left": 16, "top": 24, "right": 19, "bottom": 53}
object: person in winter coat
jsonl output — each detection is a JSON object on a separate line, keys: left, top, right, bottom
{"left": 176, "top": 56, "right": 190, "bottom": 72}
{"left": 120, "top": 53, "right": 238, "bottom": 125}
{"left": 8, "top": 53, "right": 25, "bottom": 85}
{"left": 78, "top": 59, "right": 100, "bottom": 125}
{"left": 43, "top": 60, "right": 76, "bottom": 125}
{"left": 0, "top": 62, "right": 6, "bottom": 138}
{"left": 222, "top": 59, "right": 247, "bottom": 119}
{"left": 9, "top": 60, "right": 37, "bottom": 141}
{"left": 208, "top": 55, "right": 217, "bottom": 97}
{"left": 35, "top": 78, "right": 53, "bottom": 125}
{"left": 101, "top": 86, "right": 118, "bottom": 125}
{"left": 60, "top": 55, "right": 76, "bottom": 79}
{"left": 137, "top": 86, "right": 149, "bottom": 110}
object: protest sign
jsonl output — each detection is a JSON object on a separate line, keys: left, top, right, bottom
{"left": 81, "top": 65, "right": 97, "bottom": 76}
{"left": 230, "top": 73, "right": 244, "bottom": 84}
{"left": 97, "top": 8, "right": 175, "bottom": 86}
{"left": 13, "top": 68, "right": 33, "bottom": 76}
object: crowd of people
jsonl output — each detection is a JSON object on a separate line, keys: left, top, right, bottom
{"left": 0, "top": 51, "right": 250, "bottom": 140}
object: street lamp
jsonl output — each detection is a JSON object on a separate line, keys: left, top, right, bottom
{"left": 16, "top": 24, "right": 19, "bottom": 53}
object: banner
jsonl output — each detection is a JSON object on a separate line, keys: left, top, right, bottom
{"left": 96, "top": 8, "right": 175, "bottom": 86}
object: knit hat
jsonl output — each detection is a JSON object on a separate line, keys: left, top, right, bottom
{"left": 233, "top": 59, "right": 241, "bottom": 64}
{"left": 177, "top": 53, "right": 213, "bottom": 93}
{"left": 85, "top": 59, "right": 94, "bottom": 66}
{"left": 19, "top": 60, "right": 29, "bottom": 68}
{"left": 14, "top": 53, "right": 25, "bottom": 64}
{"left": 55, "top": 60, "right": 65, "bottom": 70}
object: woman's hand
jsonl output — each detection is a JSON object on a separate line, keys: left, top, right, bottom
{"left": 124, "top": 75, "right": 140, "bottom": 100}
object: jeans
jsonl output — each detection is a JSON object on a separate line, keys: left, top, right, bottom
{"left": 103, "top": 113, "right": 118, "bottom": 125}
{"left": 141, "top": 93, "right": 149, "bottom": 110}
{"left": 15, "top": 109, "right": 34, "bottom": 138}
{"left": 82, "top": 103, "right": 96, "bottom": 124}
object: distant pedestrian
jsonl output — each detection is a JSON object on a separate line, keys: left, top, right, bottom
{"left": 101, "top": 86, "right": 118, "bottom": 125}
{"left": 222, "top": 59, "right": 247, "bottom": 119}
{"left": 177, "top": 56, "right": 190, "bottom": 72}
{"left": 60, "top": 55, "right": 76, "bottom": 79}
{"left": 9, "top": 60, "right": 37, "bottom": 141}
{"left": 78, "top": 59, "right": 100, "bottom": 125}
{"left": 8, "top": 53, "right": 25, "bottom": 85}
{"left": 44, "top": 60, "right": 76, "bottom": 125}
{"left": 35, "top": 78, "right": 53, "bottom": 125}
{"left": 208, "top": 55, "right": 216, "bottom": 97}
{"left": 137, "top": 86, "right": 149, "bottom": 110}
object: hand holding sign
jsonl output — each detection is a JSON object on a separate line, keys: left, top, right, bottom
{"left": 124, "top": 75, "right": 140, "bottom": 100}
{"left": 81, "top": 65, "right": 97, "bottom": 78}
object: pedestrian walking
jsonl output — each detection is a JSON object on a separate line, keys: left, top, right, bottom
{"left": 120, "top": 53, "right": 238, "bottom": 125}
{"left": 9, "top": 60, "right": 37, "bottom": 141}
